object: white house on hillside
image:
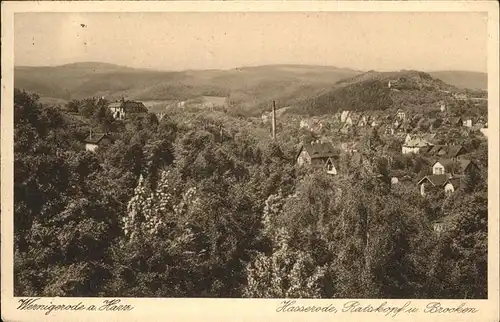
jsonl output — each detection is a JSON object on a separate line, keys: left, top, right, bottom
{"left": 402, "top": 137, "right": 433, "bottom": 154}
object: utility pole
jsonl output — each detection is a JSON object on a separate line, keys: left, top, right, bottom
{"left": 272, "top": 100, "right": 276, "bottom": 139}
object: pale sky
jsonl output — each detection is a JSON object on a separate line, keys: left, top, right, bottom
{"left": 14, "top": 12, "right": 488, "bottom": 72}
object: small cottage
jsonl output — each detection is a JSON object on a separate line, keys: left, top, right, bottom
{"left": 431, "top": 158, "right": 477, "bottom": 176}
{"left": 296, "top": 141, "right": 340, "bottom": 175}
{"left": 402, "top": 137, "right": 433, "bottom": 154}
{"left": 417, "top": 174, "right": 450, "bottom": 196}
{"left": 84, "top": 133, "right": 113, "bottom": 152}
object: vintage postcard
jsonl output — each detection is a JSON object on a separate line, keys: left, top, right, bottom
{"left": 1, "top": 1, "right": 499, "bottom": 322}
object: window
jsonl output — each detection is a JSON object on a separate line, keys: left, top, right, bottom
{"left": 326, "top": 160, "right": 337, "bottom": 175}
{"left": 434, "top": 165, "right": 444, "bottom": 175}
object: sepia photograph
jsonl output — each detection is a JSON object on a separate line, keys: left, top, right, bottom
{"left": 2, "top": 3, "right": 497, "bottom": 312}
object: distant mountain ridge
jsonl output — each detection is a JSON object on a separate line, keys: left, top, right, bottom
{"left": 14, "top": 62, "right": 487, "bottom": 114}
{"left": 14, "top": 63, "right": 362, "bottom": 114}
{"left": 428, "top": 70, "right": 487, "bottom": 91}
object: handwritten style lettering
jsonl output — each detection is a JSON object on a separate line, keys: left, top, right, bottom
{"left": 424, "top": 302, "right": 478, "bottom": 314}
{"left": 342, "top": 301, "right": 412, "bottom": 317}
{"left": 276, "top": 300, "right": 337, "bottom": 313}
{"left": 17, "top": 298, "right": 134, "bottom": 315}
{"left": 17, "top": 298, "right": 86, "bottom": 316}
{"left": 99, "top": 299, "right": 134, "bottom": 311}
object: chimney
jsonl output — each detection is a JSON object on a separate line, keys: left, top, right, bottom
{"left": 272, "top": 101, "right": 276, "bottom": 139}
{"left": 89, "top": 128, "right": 92, "bottom": 139}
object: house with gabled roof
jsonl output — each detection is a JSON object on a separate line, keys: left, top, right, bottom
{"left": 421, "top": 144, "right": 466, "bottom": 160}
{"left": 446, "top": 145, "right": 467, "bottom": 159}
{"left": 109, "top": 99, "right": 148, "bottom": 120}
{"left": 296, "top": 141, "right": 340, "bottom": 175}
{"left": 417, "top": 174, "right": 463, "bottom": 196}
{"left": 402, "top": 137, "right": 433, "bottom": 154}
{"left": 84, "top": 132, "right": 113, "bottom": 152}
{"left": 431, "top": 158, "right": 477, "bottom": 176}
{"left": 425, "top": 145, "right": 446, "bottom": 157}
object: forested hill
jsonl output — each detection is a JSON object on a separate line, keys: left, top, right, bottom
{"left": 14, "top": 63, "right": 361, "bottom": 109}
{"left": 289, "top": 70, "right": 465, "bottom": 115}
{"left": 14, "top": 63, "right": 486, "bottom": 115}
{"left": 13, "top": 88, "right": 488, "bottom": 299}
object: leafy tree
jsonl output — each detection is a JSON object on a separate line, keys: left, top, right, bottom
{"left": 427, "top": 191, "right": 487, "bottom": 299}
{"left": 244, "top": 190, "right": 327, "bottom": 298}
